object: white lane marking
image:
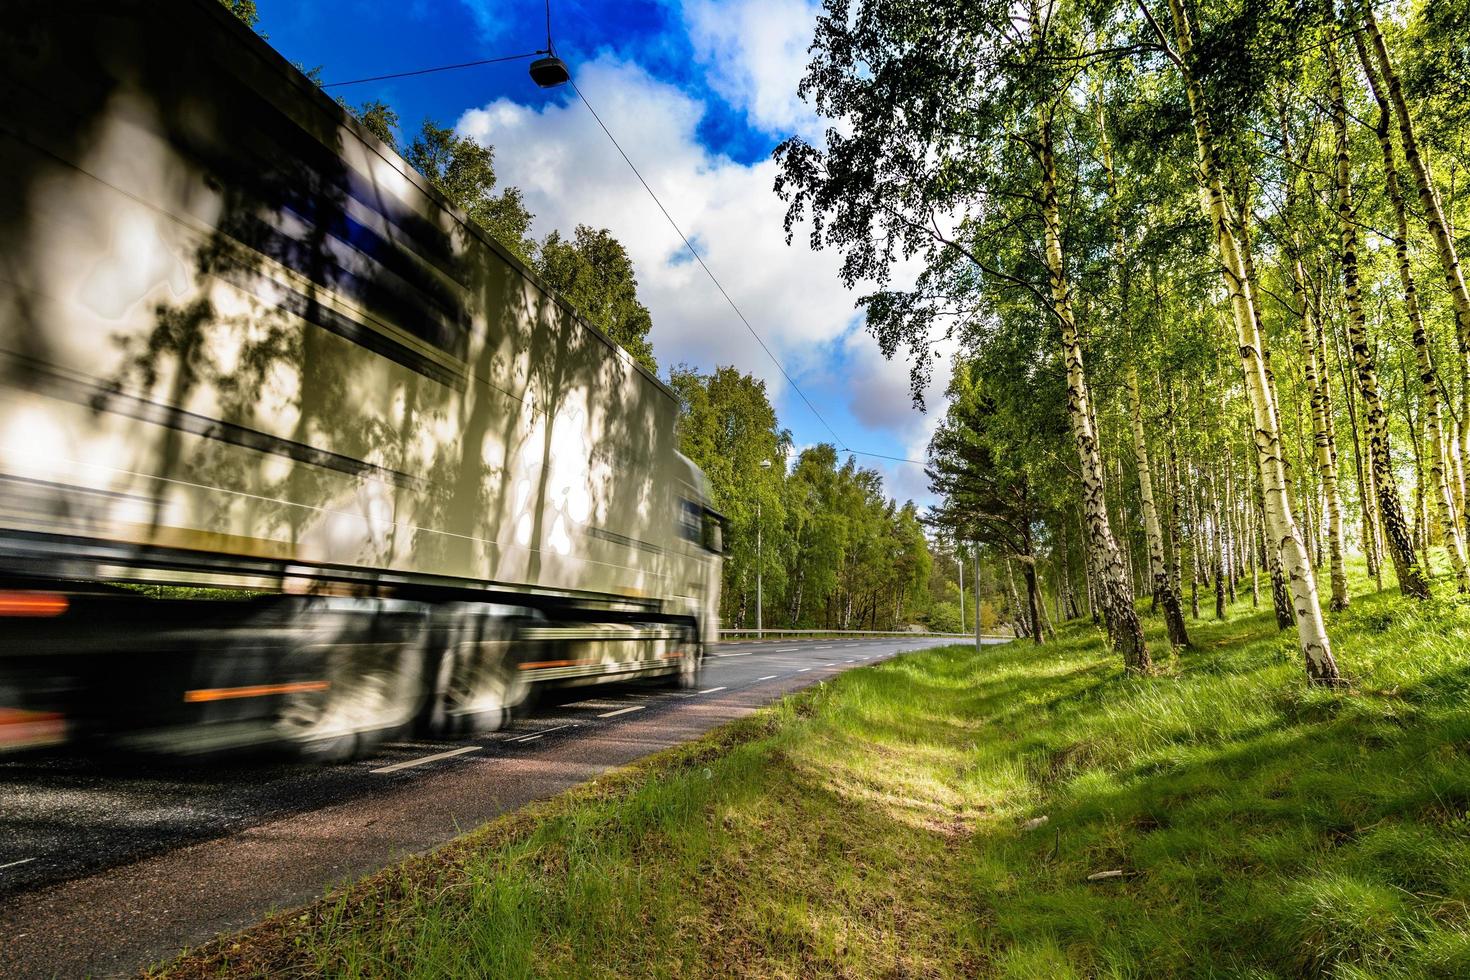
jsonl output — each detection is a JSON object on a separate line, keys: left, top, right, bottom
{"left": 510, "top": 724, "right": 576, "bottom": 743}
{"left": 776, "top": 646, "right": 801, "bottom": 652}
{"left": 710, "top": 651, "right": 758, "bottom": 659}
{"left": 845, "top": 659, "right": 856, "bottom": 663}
{"left": 814, "top": 645, "right": 833, "bottom": 649}
{"left": 598, "top": 705, "right": 646, "bottom": 718}
{"left": 371, "top": 745, "right": 480, "bottom": 774}
{"left": 756, "top": 674, "right": 779, "bottom": 681}
{"left": 698, "top": 686, "right": 727, "bottom": 694}
{"left": 0, "top": 857, "right": 36, "bottom": 872}
{"left": 824, "top": 662, "right": 837, "bottom": 667}
{"left": 797, "top": 668, "right": 811, "bottom": 673}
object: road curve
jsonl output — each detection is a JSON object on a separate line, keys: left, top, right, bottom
{"left": 0, "top": 636, "right": 988, "bottom": 978}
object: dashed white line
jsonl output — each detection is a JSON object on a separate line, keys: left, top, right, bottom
{"left": 698, "top": 686, "right": 727, "bottom": 694}
{"left": 0, "top": 857, "right": 36, "bottom": 872}
{"left": 756, "top": 674, "right": 779, "bottom": 681}
{"left": 845, "top": 659, "right": 856, "bottom": 663}
{"left": 775, "top": 647, "right": 801, "bottom": 652}
{"left": 510, "top": 724, "right": 575, "bottom": 743}
{"left": 797, "top": 668, "right": 811, "bottom": 673}
{"left": 371, "top": 745, "right": 480, "bottom": 774}
{"left": 824, "top": 662, "right": 837, "bottom": 667}
{"left": 598, "top": 705, "right": 646, "bottom": 718}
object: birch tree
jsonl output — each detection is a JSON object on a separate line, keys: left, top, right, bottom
{"left": 1137, "top": 0, "right": 1340, "bottom": 682}
{"left": 775, "top": 0, "right": 1151, "bottom": 672}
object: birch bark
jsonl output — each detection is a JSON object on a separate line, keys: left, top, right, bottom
{"left": 1149, "top": 0, "right": 1338, "bottom": 681}
{"left": 1038, "top": 112, "right": 1150, "bottom": 671}
{"left": 1327, "top": 29, "right": 1431, "bottom": 599}
{"left": 1356, "top": 29, "right": 1469, "bottom": 591}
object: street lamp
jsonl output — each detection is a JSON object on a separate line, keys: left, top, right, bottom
{"left": 529, "top": 54, "right": 570, "bottom": 88}
{"left": 529, "top": 0, "right": 570, "bottom": 88}
{"left": 757, "top": 459, "right": 772, "bottom": 636}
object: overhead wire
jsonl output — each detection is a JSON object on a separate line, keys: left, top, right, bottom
{"left": 326, "top": 43, "right": 931, "bottom": 469}
{"left": 323, "top": 52, "right": 545, "bottom": 89}
{"left": 568, "top": 79, "right": 852, "bottom": 453}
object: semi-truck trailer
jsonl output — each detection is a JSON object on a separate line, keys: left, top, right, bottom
{"left": 0, "top": 0, "right": 724, "bottom": 758}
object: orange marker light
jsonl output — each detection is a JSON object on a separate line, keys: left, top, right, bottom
{"left": 0, "top": 708, "right": 67, "bottom": 749}
{"left": 0, "top": 592, "right": 69, "bottom": 617}
{"left": 183, "top": 681, "right": 330, "bottom": 703}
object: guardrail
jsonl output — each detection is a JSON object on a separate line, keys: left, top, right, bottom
{"left": 718, "top": 629, "right": 1011, "bottom": 640}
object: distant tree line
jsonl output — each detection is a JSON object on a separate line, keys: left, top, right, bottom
{"left": 669, "top": 367, "right": 937, "bottom": 630}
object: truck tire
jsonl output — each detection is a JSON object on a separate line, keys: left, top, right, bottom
{"left": 421, "top": 605, "right": 526, "bottom": 738}
{"left": 668, "top": 628, "right": 703, "bottom": 690}
{"left": 274, "top": 599, "right": 430, "bottom": 761}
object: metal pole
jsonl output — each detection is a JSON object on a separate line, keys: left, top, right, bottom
{"left": 974, "top": 543, "right": 982, "bottom": 651}
{"left": 756, "top": 495, "right": 762, "bottom": 637}
{"left": 957, "top": 548, "right": 965, "bottom": 636}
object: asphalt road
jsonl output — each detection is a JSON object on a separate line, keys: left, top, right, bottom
{"left": 0, "top": 635, "right": 988, "bottom": 978}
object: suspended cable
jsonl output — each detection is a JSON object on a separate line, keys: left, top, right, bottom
{"left": 323, "top": 51, "right": 544, "bottom": 88}
{"left": 315, "top": 40, "right": 931, "bottom": 469}
{"left": 845, "top": 450, "right": 929, "bottom": 466}
{"left": 568, "top": 78, "right": 855, "bottom": 453}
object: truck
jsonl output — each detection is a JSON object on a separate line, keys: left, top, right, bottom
{"left": 0, "top": 0, "right": 725, "bottom": 758}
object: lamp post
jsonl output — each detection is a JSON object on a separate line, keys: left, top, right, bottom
{"left": 957, "top": 545, "right": 965, "bottom": 636}
{"left": 756, "top": 459, "right": 772, "bottom": 636}
{"left": 974, "top": 543, "right": 981, "bottom": 651}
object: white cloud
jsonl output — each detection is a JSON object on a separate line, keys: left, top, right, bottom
{"left": 455, "top": 0, "right": 516, "bottom": 44}
{"left": 679, "top": 0, "right": 823, "bottom": 138}
{"left": 457, "top": 55, "right": 862, "bottom": 393}
{"left": 838, "top": 331, "right": 954, "bottom": 506}
{"left": 455, "top": 51, "right": 948, "bottom": 509}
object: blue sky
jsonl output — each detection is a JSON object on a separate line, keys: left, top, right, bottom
{"left": 257, "top": 0, "right": 947, "bottom": 505}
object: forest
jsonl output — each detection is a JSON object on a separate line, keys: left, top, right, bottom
{"left": 773, "top": 0, "right": 1470, "bottom": 672}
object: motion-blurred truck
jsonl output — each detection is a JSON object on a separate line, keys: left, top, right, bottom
{"left": 0, "top": 0, "right": 725, "bottom": 758}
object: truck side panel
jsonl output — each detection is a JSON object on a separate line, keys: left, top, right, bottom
{"left": 0, "top": 0, "right": 689, "bottom": 608}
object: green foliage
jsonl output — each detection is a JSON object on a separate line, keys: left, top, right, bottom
{"left": 668, "top": 366, "right": 932, "bottom": 629}
{"left": 404, "top": 121, "right": 537, "bottom": 267}
{"left": 927, "top": 598, "right": 962, "bottom": 633}
{"left": 353, "top": 100, "right": 399, "bottom": 149}
{"left": 217, "top": 0, "right": 259, "bottom": 30}
{"left": 668, "top": 365, "right": 788, "bottom": 625}
{"left": 536, "top": 226, "right": 657, "bottom": 373}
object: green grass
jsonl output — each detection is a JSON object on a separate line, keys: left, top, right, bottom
{"left": 158, "top": 570, "right": 1470, "bottom": 978}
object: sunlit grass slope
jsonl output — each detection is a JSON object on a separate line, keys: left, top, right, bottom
{"left": 161, "top": 576, "right": 1470, "bottom": 978}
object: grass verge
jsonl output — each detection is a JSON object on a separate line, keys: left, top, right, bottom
{"left": 156, "top": 576, "right": 1470, "bottom": 978}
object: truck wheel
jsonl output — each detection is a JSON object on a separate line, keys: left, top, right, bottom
{"left": 668, "top": 630, "right": 703, "bottom": 690}
{"left": 275, "top": 601, "right": 430, "bottom": 761}
{"left": 423, "top": 607, "right": 525, "bottom": 738}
